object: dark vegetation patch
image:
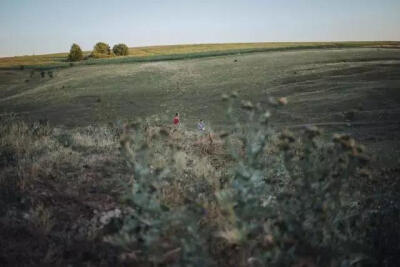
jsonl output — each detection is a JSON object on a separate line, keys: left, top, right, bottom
{"left": 0, "top": 97, "right": 399, "bottom": 265}
{"left": 0, "top": 117, "right": 129, "bottom": 266}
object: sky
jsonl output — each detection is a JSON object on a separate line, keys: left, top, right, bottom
{"left": 0, "top": 0, "right": 399, "bottom": 57}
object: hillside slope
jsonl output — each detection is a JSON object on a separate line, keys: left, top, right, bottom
{"left": 1, "top": 41, "right": 399, "bottom": 68}
{"left": 1, "top": 48, "right": 400, "bottom": 165}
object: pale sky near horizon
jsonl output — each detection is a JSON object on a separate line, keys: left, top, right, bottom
{"left": 0, "top": 0, "right": 399, "bottom": 57}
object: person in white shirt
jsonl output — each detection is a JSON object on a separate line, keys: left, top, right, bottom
{"left": 197, "top": 119, "right": 205, "bottom": 132}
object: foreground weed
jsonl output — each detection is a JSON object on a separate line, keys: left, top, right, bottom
{"left": 107, "top": 95, "right": 375, "bottom": 266}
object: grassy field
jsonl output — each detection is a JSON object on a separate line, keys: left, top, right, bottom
{"left": 1, "top": 41, "right": 399, "bottom": 68}
{"left": 1, "top": 46, "right": 400, "bottom": 165}
{"left": 1, "top": 46, "right": 400, "bottom": 265}
{"left": 1, "top": 48, "right": 399, "bottom": 120}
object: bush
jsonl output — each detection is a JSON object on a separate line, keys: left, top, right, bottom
{"left": 68, "top": 43, "right": 83, "bottom": 62}
{"left": 91, "top": 42, "right": 113, "bottom": 58}
{"left": 112, "top": 43, "right": 129, "bottom": 56}
{"left": 1, "top": 105, "right": 398, "bottom": 266}
{"left": 107, "top": 96, "right": 377, "bottom": 266}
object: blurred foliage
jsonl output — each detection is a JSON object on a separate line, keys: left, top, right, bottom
{"left": 107, "top": 96, "right": 388, "bottom": 266}
{"left": 0, "top": 96, "right": 399, "bottom": 266}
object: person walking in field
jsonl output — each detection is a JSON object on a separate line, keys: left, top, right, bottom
{"left": 173, "top": 113, "right": 180, "bottom": 126}
{"left": 197, "top": 119, "right": 205, "bottom": 132}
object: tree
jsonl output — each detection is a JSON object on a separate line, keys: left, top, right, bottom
{"left": 68, "top": 43, "right": 83, "bottom": 62}
{"left": 112, "top": 43, "right": 129, "bottom": 56}
{"left": 92, "top": 42, "right": 112, "bottom": 58}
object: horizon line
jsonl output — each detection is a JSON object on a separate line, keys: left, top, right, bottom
{"left": 1, "top": 40, "right": 399, "bottom": 58}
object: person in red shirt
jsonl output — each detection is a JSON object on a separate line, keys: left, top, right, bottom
{"left": 173, "top": 113, "right": 180, "bottom": 125}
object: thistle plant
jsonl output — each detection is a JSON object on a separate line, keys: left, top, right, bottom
{"left": 216, "top": 94, "right": 370, "bottom": 266}
{"left": 109, "top": 122, "right": 214, "bottom": 266}
{"left": 1, "top": 109, "right": 389, "bottom": 266}
{"left": 111, "top": 94, "right": 373, "bottom": 266}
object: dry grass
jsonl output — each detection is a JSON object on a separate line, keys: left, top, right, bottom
{"left": 2, "top": 41, "right": 399, "bottom": 68}
{"left": 0, "top": 53, "right": 68, "bottom": 68}
{"left": 0, "top": 118, "right": 131, "bottom": 265}
{"left": 1, "top": 115, "right": 399, "bottom": 266}
{"left": 128, "top": 41, "right": 399, "bottom": 57}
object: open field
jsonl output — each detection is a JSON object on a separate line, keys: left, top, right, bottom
{"left": 1, "top": 41, "right": 399, "bottom": 68}
{"left": 1, "top": 47, "right": 400, "bottom": 266}
{"left": 1, "top": 47, "right": 400, "bottom": 164}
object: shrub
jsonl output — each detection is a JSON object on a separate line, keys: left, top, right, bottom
{"left": 212, "top": 98, "right": 370, "bottom": 266}
{"left": 107, "top": 96, "right": 375, "bottom": 266}
{"left": 68, "top": 43, "right": 83, "bottom": 62}
{"left": 0, "top": 105, "right": 398, "bottom": 266}
{"left": 112, "top": 43, "right": 129, "bottom": 56}
{"left": 91, "top": 42, "right": 113, "bottom": 58}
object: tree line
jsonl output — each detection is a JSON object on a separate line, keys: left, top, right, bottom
{"left": 68, "top": 42, "right": 129, "bottom": 62}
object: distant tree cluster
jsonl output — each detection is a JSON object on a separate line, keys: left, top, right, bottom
{"left": 112, "top": 43, "right": 129, "bottom": 56}
{"left": 91, "top": 42, "right": 112, "bottom": 58}
{"left": 67, "top": 42, "right": 129, "bottom": 62}
{"left": 68, "top": 43, "right": 83, "bottom": 61}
